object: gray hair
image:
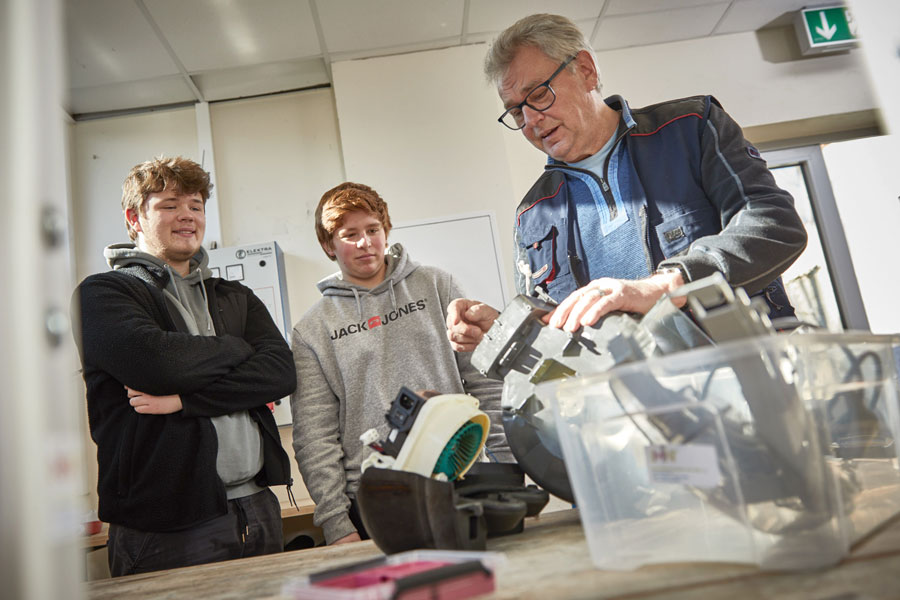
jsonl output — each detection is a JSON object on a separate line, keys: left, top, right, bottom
{"left": 484, "top": 13, "right": 602, "bottom": 92}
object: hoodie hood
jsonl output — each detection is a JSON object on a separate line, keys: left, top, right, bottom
{"left": 105, "top": 242, "right": 212, "bottom": 279}
{"left": 104, "top": 242, "right": 214, "bottom": 335}
{"left": 316, "top": 243, "right": 417, "bottom": 319}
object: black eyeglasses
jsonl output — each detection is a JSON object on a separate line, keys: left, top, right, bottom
{"left": 498, "top": 55, "right": 576, "bottom": 130}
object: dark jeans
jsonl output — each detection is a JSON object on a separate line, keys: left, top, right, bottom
{"left": 107, "top": 488, "right": 282, "bottom": 577}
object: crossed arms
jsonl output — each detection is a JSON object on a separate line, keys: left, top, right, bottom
{"left": 76, "top": 273, "right": 295, "bottom": 416}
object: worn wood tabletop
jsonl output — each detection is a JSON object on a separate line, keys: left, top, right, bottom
{"left": 84, "top": 508, "right": 900, "bottom": 600}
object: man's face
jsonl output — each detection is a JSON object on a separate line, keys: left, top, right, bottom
{"left": 326, "top": 210, "right": 387, "bottom": 288}
{"left": 128, "top": 190, "right": 205, "bottom": 275}
{"left": 499, "top": 46, "right": 598, "bottom": 163}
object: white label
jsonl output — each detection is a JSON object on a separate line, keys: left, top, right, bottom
{"left": 645, "top": 444, "right": 721, "bottom": 488}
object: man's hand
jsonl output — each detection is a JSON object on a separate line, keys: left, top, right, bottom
{"left": 126, "top": 386, "right": 183, "bottom": 414}
{"left": 446, "top": 298, "right": 500, "bottom": 352}
{"left": 332, "top": 532, "right": 361, "bottom": 545}
{"left": 546, "top": 271, "right": 685, "bottom": 332}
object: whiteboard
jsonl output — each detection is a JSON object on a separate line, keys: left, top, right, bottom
{"left": 390, "top": 212, "right": 509, "bottom": 311}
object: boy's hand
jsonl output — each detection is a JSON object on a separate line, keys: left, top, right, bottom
{"left": 126, "top": 386, "right": 183, "bottom": 414}
{"left": 446, "top": 298, "right": 499, "bottom": 352}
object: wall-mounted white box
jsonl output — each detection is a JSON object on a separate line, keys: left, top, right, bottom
{"left": 208, "top": 241, "right": 292, "bottom": 426}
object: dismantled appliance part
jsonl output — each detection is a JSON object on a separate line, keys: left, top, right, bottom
{"left": 360, "top": 387, "right": 489, "bottom": 481}
{"left": 470, "top": 276, "right": 718, "bottom": 501}
{"left": 471, "top": 273, "right": 888, "bottom": 525}
{"left": 358, "top": 389, "right": 549, "bottom": 554}
{"left": 358, "top": 463, "right": 549, "bottom": 554}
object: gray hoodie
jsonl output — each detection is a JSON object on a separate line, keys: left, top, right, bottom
{"left": 105, "top": 243, "right": 265, "bottom": 500}
{"left": 290, "top": 243, "right": 510, "bottom": 544}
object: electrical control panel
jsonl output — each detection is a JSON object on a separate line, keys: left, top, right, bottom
{"left": 208, "top": 241, "right": 292, "bottom": 426}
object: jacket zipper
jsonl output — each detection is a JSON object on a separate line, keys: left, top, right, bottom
{"left": 547, "top": 123, "right": 633, "bottom": 223}
{"left": 550, "top": 163, "right": 617, "bottom": 221}
{"left": 639, "top": 205, "right": 654, "bottom": 275}
{"left": 599, "top": 124, "right": 633, "bottom": 221}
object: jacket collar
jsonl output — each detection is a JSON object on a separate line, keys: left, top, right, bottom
{"left": 603, "top": 94, "right": 636, "bottom": 129}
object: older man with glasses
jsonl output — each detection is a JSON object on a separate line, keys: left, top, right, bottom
{"left": 447, "top": 13, "right": 807, "bottom": 350}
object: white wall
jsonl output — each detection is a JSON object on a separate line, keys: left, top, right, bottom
{"left": 848, "top": 0, "right": 900, "bottom": 136}
{"left": 333, "top": 44, "right": 521, "bottom": 299}
{"left": 70, "top": 107, "right": 199, "bottom": 281}
{"left": 209, "top": 88, "right": 346, "bottom": 322}
{"left": 823, "top": 134, "right": 900, "bottom": 334}
{"left": 70, "top": 31, "right": 879, "bottom": 311}
{"left": 68, "top": 88, "right": 347, "bottom": 324}
{"left": 596, "top": 29, "right": 875, "bottom": 127}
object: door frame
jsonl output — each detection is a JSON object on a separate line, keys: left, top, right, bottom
{"left": 763, "top": 145, "right": 869, "bottom": 330}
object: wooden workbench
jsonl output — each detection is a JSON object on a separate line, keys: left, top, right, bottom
{"left": 84, "top": 508, "right": 900, "bottom": 599}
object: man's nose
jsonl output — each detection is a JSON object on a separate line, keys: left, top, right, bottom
{"left": 522, "top": 104, "right": 544, "bottom": 127}
{"left": 357, "top": 235, "right": 372, "bottom": 248}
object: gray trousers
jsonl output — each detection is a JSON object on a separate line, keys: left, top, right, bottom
{"left": 107, "top": 488, "right": 282, "bottom": 577}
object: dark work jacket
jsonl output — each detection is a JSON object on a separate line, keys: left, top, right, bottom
{"left": 73, "top": 266, "right": 295, "bottom": 532}
{"left": 514, "top": 95, "right": 808, "bottom": 319}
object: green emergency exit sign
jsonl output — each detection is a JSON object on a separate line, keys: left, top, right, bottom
{"left": 795, "top": 6, "right": 858, "bottom": 54}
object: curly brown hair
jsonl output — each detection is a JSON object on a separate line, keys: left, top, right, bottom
{"left": 315, "top": 182, "right": 392, "bottom": 261}
{"left": 121, "top": 156, "right": 212, "bottom": 241}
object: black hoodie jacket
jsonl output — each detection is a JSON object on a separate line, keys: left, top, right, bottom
{"left": 73, "top": 258, "right": 295, "bottom": 532}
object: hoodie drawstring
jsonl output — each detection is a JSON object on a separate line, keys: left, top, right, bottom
{"left": 388, "top": 280, "right": 397, "bottom": 311}
{"left": 350, "top": 283, "right": 397, "bottom": 321}
{"left": 351, "top": 288, "right": 363, "bottom": 321}
{"left": 165, "top": 265, "right": 183, "bottom": 303}
{"left": 197, "top": 267, "right": 213, "bottom": 333}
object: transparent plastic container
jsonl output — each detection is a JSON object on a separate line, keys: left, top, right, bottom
{"left": 540, "top": 332, "right": 900, "bottom": 571}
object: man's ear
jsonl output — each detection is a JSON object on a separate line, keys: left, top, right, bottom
{"left": 321, "top": 241, "right": 336, "bottom": 260}
{"left": 125, "top": 208, "right": 142, "bottom": 235}
{"left": 573, "top": 50, "right": 598, "bottom": 91}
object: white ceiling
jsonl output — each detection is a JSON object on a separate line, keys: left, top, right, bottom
{"left": 65, "top": 0, "right": 814, "bottom": 117}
